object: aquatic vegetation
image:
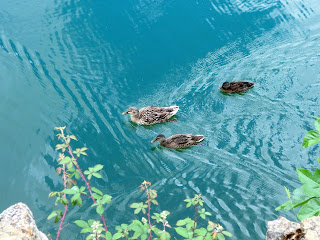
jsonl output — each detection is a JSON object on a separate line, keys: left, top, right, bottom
{"left": 48, "top": 127, "right": 231, "bottom": 239}
{"left": 276, "top": 117, "right": 320, "bottom": 220}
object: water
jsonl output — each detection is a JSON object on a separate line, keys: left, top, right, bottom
{"left": 1, "top": 0, "right": 320, "bottom": 239}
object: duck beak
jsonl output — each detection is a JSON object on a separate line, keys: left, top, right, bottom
{"left": 151, "top": 138, "right": 157, "bottom": 143}
{"left": 122, "top": 111, "right": 128, "bottom": 115}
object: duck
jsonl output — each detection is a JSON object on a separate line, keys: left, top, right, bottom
{"left": 122, "top": 106, "right": 179, "bottom": 125}
{"left": 151, "top": 134, "right": 205, "bottom": 149}
{"left": 220, "top": 81, "right": 254, "bottom": 93}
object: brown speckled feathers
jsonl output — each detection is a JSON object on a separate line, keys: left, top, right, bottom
{"left": 123, "top": 106, "right": 179, "bottom": 125}
{"left": 220, "top": 81, "right": 254, "bottom": 93}
{"left": 151, "top": 134, "right": 205, "bottom": 149}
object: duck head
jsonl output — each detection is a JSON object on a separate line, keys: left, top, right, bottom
{"left": 122, "top": 107, "right": 139, "bottom": 116}
{"left": 221, "top": 82, "right": 230, "bottom": 89}
{"left": 151, "top": 134, "right": 166, "bottom": 143}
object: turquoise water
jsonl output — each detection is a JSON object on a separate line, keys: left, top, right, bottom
{"left": 1, "top": 0, "right": 320, "bottom": 239}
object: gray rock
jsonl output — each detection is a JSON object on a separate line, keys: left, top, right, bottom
{"left": 266, "top": 217, "right": 300, "bottom": 240}
{"left": 266, "top": 216, "right": 320, "bottom": 240}
{"left": 0, "top": 202, "right": 48, "bottom": 240}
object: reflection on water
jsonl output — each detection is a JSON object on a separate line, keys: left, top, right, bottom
{"left": 1, "top": 0, "right": 320, "bottom": 239}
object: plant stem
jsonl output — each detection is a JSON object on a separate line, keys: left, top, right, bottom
{"left": 67, "top": 145, "right": 108, "bottom": 232}
{"left": 56, "top": 164, "right": 68, "bottom": 240}
{"left": 59, "top": 129, "right": 108, "bottom": 233}
{"left": 146, "top": 187, "right": 152, "bottom": 240}
{"left": 192, "top": 203, "right": 198, "bottom": 237}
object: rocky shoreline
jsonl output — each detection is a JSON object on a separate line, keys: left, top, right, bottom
{"left": 1, "top": 203, "right": 320, "bottom": 239}
{"left": 0, "top": 203, "right": 48, "bottom": 240}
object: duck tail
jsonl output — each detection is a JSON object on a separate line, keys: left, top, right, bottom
{"left": 193, "top": 135, "right": 205, "bottom": 142}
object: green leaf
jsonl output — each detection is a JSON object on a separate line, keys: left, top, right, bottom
{"left": 97, "top": 205, "right": 104, "bottom": 215}
{"left": 200, "top": 214, "right": 205, "bottom": 219}
{"left": 175, "top": 227, "right": 189, "bottom": 238}
{"left": 222, "top": 231, "right": 233, "bottom": 237}
{"left": 302, "top": 130, "right": 320, "bottom": 148}
{"left": 141, "top": 233, "right": 148, "bottom": 240}
{"left": 186, "top": 202, "right": 192, "bottom": 208}
{"left": 101, "top": 194, "right": 112, "bottom": 204}
{"left": 284, "top": 186, "right": 291, "bottom": 200}
{"left": 60, "top": 157, "right": 72, "bottom": 164}
{"left": 67, "top": 162, "right": 73, "bottom": 170}
{"left": 176, "top": 219, "right": 186, "bottom": 226}
{"left": 88, "top": 219, "right": 95, "bottom": 226}
{"left": 159, "top": 231, "right": 170, "bottom": 240}
{"left": 217, "top": 233, "right": 226, "bottom": 240}
{"left": 130, "top": 203, "right": 141, "bottom": 208}
{"left": 195, "top": 228, "right": 207, "bottom": 236}
{"left": 297, "top": 168, "right": 320, "bottom": 196}
{"left": 105, "top": 231, "right": 113, "bottom": 240}
{"left": 71, "top": 193, "right": 81, "bottom": 202}
{"left": 61, "top": 197, "right": 68, "bottom": 205}
{"left": 298, "top": 198, "right": 320, "bottom": 220}
{"left": 84, "top": 170, "right": 90, "bottom": 175}
{"left": 134, "top": 208, "right": 142, "bottom": 214}
{"left": 315, "top": 119, "right": 320, "bottom": 132}
{"left": 92, "top": 193, "right": 102, "bottom": 200}
{"left": 92, "top": 173, "right": 102, "bottom": 178}
{"left": 152, "top": 199, "right": 159, "bottom": 205}
{"left": 47, "top": 211, "right": 57, "bottom": 220}
{"left": 62, "top": 189, "right": 77, "bottom": 194}
{"left": 54, "top": 216, "right": 60, "bottom": 223}
{"left": 93, "top": 164, "right": 104, "bottom": 172}
{"left": 77, "top": 197, "right": 82, "bottom": 206}
{"left": 113, "top": 232, "right": 122, "bottom": 239}
{"left": 276, "top": 186, "right": 314, "bottom": 211}
{"left": 80, "top": 227, "right": 93, "bottom": 233}
{"left": 91, "top": 187, "right": 103, "bottom": 195}
{"left": 74, "top": 220, "right": 89, "bottom": 228}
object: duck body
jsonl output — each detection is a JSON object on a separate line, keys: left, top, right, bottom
{"left": 151, "top": 134, "right": 205, "bottom": 149}
{"left": 220, "top": 81, "right": 254, "bottom": 93}
{"left": 122, "top": 106, "right": 179, "bottom": 125}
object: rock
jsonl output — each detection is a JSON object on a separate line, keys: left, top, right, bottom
{"left": 301, "top": 217, "right": 320, "bottom": 239}
{"left": 0, "top": 202, "right": 48, "bottom": 240}
{"left": 266, "top": 216, "right": 320, "bottom": 240}
{"left": 265, "top": 217, "right": 300, "bottom": 240}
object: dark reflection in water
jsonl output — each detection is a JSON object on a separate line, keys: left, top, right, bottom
{"left": 1, "top": 0, "right": 320, "bottom": 239}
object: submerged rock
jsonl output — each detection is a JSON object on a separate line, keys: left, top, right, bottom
{"left": 266, "top": 216, "right": 320, "bottom": 240}
{"left": 0, "top": 202, "right": 48, "bottom": 240}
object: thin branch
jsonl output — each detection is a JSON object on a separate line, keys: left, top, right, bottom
{"left": 56, "top": 164, "right": 68, "bottom": 240}
{"left": 67, "top": 145, "right": 108, "bottom": 232}
{"left": 146, "top": 187, "right": 152, "bottom": 240}
{"left": 192, "top": 203, "right": 198, "bottom": 237}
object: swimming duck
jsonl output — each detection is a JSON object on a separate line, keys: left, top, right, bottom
{"left": 151, "top": 134, "right": 205, "bottom": 149}
{"left": 220, "top": 81, "right": 254, "bottom": 93}
{"left": 122, "top": 106, "right": 179, "bottom": 125}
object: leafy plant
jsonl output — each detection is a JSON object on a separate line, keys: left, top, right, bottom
{"left": 276, "top": 117, "right": 320, "bottom": 220}
{"left": 49, "top": 127, "right": 232, "bottom": 239}
{"left": 175, "top": 194, "right": 232, "bottom": 240}
{"left": 48, "top": 127, "right": 111, "bottom": 240}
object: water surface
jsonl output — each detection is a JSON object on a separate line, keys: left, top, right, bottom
{"left": 1, "top": 0, "right": 320, "bottom": 239}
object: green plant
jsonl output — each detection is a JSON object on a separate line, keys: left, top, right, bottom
{"left": 49, "top": 127, "right": 232, "bottom": 239}
{"left": 276, "top": 117, "right": 320, "bottom": 220}
{"left": 48, "top": 127, "right": 111, "bottom": 240}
